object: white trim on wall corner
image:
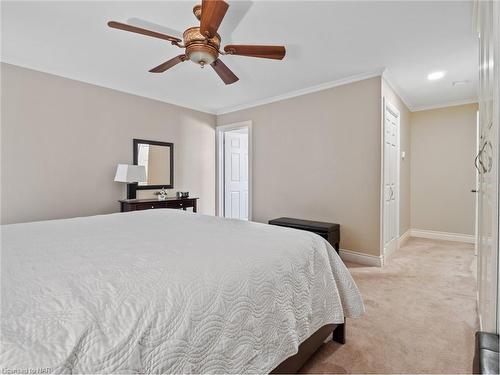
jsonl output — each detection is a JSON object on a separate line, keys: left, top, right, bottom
{"left": 381, "top": 69, "right": 413, "bottom": 111}
{"left": 411, "top": 98, "right": 478, "bottom": 112}
{"left": 339, "top": 249, "right": 384, "bottom": 267}
{"left": 398, "top": 229, "right": 411, "bottom": 248}
{"left": 410, "top": 229, "right": 475, "bottom": 243}
{"left": 383, "top": 242, "right": 398, "bottom": 260}
{"left": 383, "top": 229, "right": 411, "bottom": 263}
{"left": 381, "top": 69, "right": 478, "bottom": 113}
{"left": 216, "top": 68, "right": 385, "bottom": 115}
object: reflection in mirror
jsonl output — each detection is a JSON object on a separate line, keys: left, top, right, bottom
{"left": 137, "top": 144, "right": 171, "bottom": 186}
{"left": 133, "top": 139, "right": 174, "bottom": 190}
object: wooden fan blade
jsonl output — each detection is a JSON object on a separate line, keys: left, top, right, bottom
{"left": 210, "top": 59, "right": 239, "bottom": 85}
{"left": 224, "top": 45, "right": 286, "bottom": 60}
{"left": 200, "top": 0, "right": 229, "bottom": 38}
{"left": 108, "top": 21, "right": 182, "bottom": 43}
{"left": 149, "top": 55, "right": 187, "bottom": 73}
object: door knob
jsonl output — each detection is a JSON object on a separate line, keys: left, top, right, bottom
{"left": 471, "top": 189, "right": 479, "bottom": 193}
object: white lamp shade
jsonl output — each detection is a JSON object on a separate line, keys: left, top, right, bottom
{"left": 114, "top": 164, "right": 147, "bottom": 183}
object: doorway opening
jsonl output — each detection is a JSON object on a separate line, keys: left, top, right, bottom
{"left": 216, "top": 121, "right": 252, "bottom": 220}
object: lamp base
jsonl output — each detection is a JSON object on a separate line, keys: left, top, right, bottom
{"left": 127, "top": 183, "right": 138, "bottom": 199}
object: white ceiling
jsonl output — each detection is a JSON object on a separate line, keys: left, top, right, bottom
{"left": 1, "top": 1, "right": 478, "bottom": 114}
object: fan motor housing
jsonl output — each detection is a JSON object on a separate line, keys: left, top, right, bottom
{"left": 183, "top": 27, "right": 220, "bottom": 66}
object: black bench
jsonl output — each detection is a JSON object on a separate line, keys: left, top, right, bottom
{"left": 268, "top": 217, "right": 344, "bottom": 344}
{"left": 474, "top": 331, "right": 499, "bottom": 374}
{"left": 268, "top": 217, "right": 340, "bottom": 254}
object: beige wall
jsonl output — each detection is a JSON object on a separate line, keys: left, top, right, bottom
{"left": 410, "top": 103, "right": 478, "bottom": 234}
{"left": 218, "top": 77, "right": 382, "bottom": 256}
{"left": 382, "top": 79, "right": 412, "bottom": 236}
{"left": 1, "top": 63, "right": 478, "bottom": 250}
{"left": 1, "top": 63, "right": 216, "bottom": 224}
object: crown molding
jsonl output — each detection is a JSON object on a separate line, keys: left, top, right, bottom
{"left": 216, "top": 68, "right": 385, "bottom": 115}
{"left": 1, "top": 61, "right": 218, "bottom": 115}
{"left": 411, "top": 98, "right": 478, "bottom": 112}
{"left": 5, "top": 62, "right": 479, "bottom": 116}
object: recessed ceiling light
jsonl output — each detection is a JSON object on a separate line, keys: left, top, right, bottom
{"left": 427, "top": 71, "right": 446, "bottom": 81}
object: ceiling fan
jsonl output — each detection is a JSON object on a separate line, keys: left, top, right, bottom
{"left": 108, "top": 0, "right": 286, "bottom": 85}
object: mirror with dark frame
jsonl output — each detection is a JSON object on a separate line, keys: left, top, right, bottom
{"left": 132, "top": 139, "right": 174, "bottom": 197}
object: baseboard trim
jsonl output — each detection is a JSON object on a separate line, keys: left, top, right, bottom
{"left": 384, "top": 230, "right": 411, "bottom": 263}
{"left": 383, "top": 240, "right": 398, "bottom": 259}
{"left": 398, "top": 229, "right": 411, "bottom": 247}
{"left": 339, "top": 249, "right": 383, "bottom": 267}
{"left": 410, "top": 229, "right": 475, "bottom": 243}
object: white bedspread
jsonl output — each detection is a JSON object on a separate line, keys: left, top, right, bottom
{"left": 1, "top": 209, "right": 363, "bottom": 374}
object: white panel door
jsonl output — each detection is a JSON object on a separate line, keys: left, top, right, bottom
{"left": 224, "top": 131, "right": 248, "bottom": 220}
{"left": 383, "top": 102, "right": 399, "bottom": 255}
{"left": 476, "top": 0, "right": 499, "bottom": 333}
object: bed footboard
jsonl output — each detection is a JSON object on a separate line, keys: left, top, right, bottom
{"left": 332, "top": 320, "right": 345, "bottom": 344}
{"left": 271, "top": 322, "right": 345, "bottom": 374}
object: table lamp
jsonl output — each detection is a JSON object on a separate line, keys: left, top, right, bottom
{"left": 114, "top": 164, "right": 147, "bottom": 199}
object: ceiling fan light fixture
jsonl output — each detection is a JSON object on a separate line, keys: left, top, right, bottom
{"left": 189, "top": 51, "right": 216, "bottom": 66}
{"left": 108, "top": 0, "right": 286, "bottom": 84}
{"left": 183, "top": 26, "right": 220, "bottom": 67}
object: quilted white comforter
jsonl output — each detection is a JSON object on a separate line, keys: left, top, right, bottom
{"left": 1, "top": 209, "right": 364, "bottom": 374}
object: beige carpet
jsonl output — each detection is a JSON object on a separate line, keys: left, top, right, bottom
{"left": 300, "top": 237, "right": 478, "bottom": 374}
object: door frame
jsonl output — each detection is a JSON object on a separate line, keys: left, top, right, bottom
{"left": 215, "top": 121, "right": 253, "bottom": 220}
{"left": 475, "top": 110, "right": 480, "bottom": 255}
{"left": 380, "top": 98, "right": 401, "bottom": 260}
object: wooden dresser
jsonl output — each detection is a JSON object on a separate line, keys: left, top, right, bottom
{"left": 119, "top": 197, "right": 198, "bottom": 213}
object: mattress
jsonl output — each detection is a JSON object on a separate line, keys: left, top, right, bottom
{"left": 1, "top": 209, "right": 364, "bottom": 373}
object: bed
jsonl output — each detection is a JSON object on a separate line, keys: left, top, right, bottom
{"left": 1, "top": 209, "right": 364, "bottom": 373}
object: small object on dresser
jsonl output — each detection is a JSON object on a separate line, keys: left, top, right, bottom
{"left": 156, "top": 188, "right": 168, "bottom": 201}
{"left": 176, "top": 191, "right": 189, "bottom": 198}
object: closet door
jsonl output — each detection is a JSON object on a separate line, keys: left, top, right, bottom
{"left": 383, "top": 100, "right": 400, "bottom": 256}
{"left": 476, "top": 0, "right": 499, "bottom": 333}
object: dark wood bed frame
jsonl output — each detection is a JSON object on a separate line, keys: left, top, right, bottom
{"left": 271, "top": 322, "right": 345, "bottom": 373}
